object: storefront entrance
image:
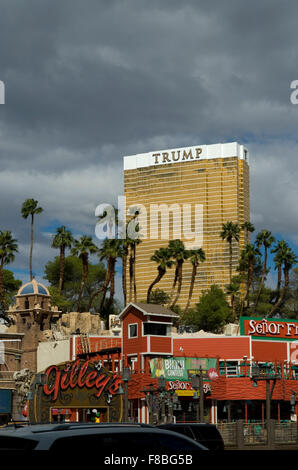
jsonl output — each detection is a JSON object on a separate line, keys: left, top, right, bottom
{"left": 50, "top": 407, "right": 109, "bottom": 423}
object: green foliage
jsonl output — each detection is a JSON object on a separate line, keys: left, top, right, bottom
{"left": 220, "top": 222, "right": 241, "bottom": 243}
{"left": 48, "top": 286, "right": 73, "bottom": 313}
{"left": 285, "top": 267, "right": 298, "bottom": 318}
{"left": 0, "top": 231, "right": 18, "bottom": 266}
{"left": 0, "top": 270, "right": 21, "bottom": 325}
{"left": 245, "top": 286, "right": 277, "bottom": 317}
{"left": 3, "top": 269, "right": 22, "bottom": 306}
{"left": 51, "top": 226, "right": 74, "bottom": 250}
{"left": 148, "top": 289, "right": 171, "bottom": 305}
{"left": 21, "top": 199, "right": 43, "bottom": 219}
{"left": 44, "top": 256, "right": 106, "bottom": 312}
{"left": 182, "top": 285, "right": 232, "bottom": 333}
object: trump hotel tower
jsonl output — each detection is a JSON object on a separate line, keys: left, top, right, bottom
{"left": 123, "top": 141, "right": 250, "bottom": 308}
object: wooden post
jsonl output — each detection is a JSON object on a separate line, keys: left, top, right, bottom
{"left": 267, "top": 419, "right": 275, "bottom": 450}
{"left": 266, "top": 380, "right": 271, "bottom": 422}
{"left": 199, "top": 367, "right": 204, "bottom": 422}
{"left": 236, "top": 419, "right": 244, "bottom": 450}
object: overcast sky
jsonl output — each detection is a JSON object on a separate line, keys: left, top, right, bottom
{"left": 0, "top": 0, "right": 297, "bottom": 297}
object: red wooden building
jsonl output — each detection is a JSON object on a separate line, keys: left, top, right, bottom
{"left": 74, "top": 304, "right": 298, "bottom": 425}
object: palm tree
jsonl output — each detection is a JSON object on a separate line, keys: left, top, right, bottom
{"left": 147, "top": 248, "right": 173, "bottom": 303}
{"left": 95, "top": 205, "right": 122, "bottom": 240}
{"left": 253, "top": 230, "right": 275, "bottom": 313}
{"left": 71, "top": 236, "right": 99, "bottom": 311}
{"left": 239, "top": 243, "right": 261, "bottom": 314}
{"left": 128, "top": 237, "right": 141, "bottom": 303}
{"left": 241, "top": 221, "right": 255, "bottom": 244}
{"left": 51, "top": 226, "right": 74, "bottom": 293}
{"left": 268, "top": 246, "right": 297, "bottom": 317}
{"left": 88, "top": 239, "right": 122, "bottom": 312}
{"left": 121, "top": 238, "right": 129, "bottom": 307}
{"left": 220, "top": 222, "right": 241, "bottom": 282}
{"left": 0, "top": 231, "right": 18, "bottom": 309}
{"left": 183, "top": 248, "right": 206, "bottom": 314}
{"left": 225, "top": 278, "right": 241, "bottom": 320}
{"left": 168, "top": 240, "right": 189, "bottom": 308}
{"left": 21, "top": 199, "right": 43, "bottom": 280}
{"left": 126, "top": 209, "right": 142, "bottom": 304}
{"left": 271, "top": 240, "right": 288, "bottom": 302}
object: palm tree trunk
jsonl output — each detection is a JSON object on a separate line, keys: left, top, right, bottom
{"left": 253, "top": 248, "right": 267, "bottom": 312}
{"left": 30, "top": 214, "right": 34, "bottom": 280}
{"left": 132, "top": 244, "right": 137, "bottom": 302}
{"left": 147, "top": 267, "right": 165, "bottom": 303}
{"left": 168, "top": 266, "right": 179, "bottom": 305}
{"left": 122, "top": 252, "right": 128, "bottom": 306}
{"left": 269, "top": 266, "right": 289, "bottom": 317}
{"left": 231, "top": 294, "right": 235, "bottom": 319}
{"left": 88, "top": 258, "right": 112, "bottom": 311}
{"left": 107, "top": 259, "right": 116, "bottom": 311}
{"left": 76, "top": 255, "right": 88, "bottom": 312}
{"left": 246, "top": 259, "right": 254, "bottom": 308}
{"left": 58, "top": 245, "right": 65, "bottom": 294}
{"left": 229, "top": 241, "right": 232, "bottom": 283}
{"left": 183, "top": 263, "right": 197, "bottom": 314}
{"left": 129, "top": 247, "right": 133, "bottom": 303}
{"left": 0, "top": 263, "right": 6, "bottom": 308}
{"left": 273, "top": 265, "right": 282, "bottom": 304}
{"left": 171, "top": 261, "right": 183, "bottom": 308}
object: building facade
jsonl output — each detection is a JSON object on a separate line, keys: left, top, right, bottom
{"left": 21, "top": 306, "right": 298, "bottom": 427}
{"left": 0, "top": 332, "right": 24, "bottom": 424}
{"left": 123, "top": 142, "right": 250, "bottom": 307}
{"left": 72, "top": 306, "right": 298, "bottom": 426}
{"left": 7, "top": 279, "right": 61, "bottom": 372}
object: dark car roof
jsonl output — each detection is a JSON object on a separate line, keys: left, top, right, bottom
{"left": 0, "top": 423, "right": 209, "bottom": 451}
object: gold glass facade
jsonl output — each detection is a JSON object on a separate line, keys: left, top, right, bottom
{"left": 124, "top": 145, "right": 250, "bottom": 308}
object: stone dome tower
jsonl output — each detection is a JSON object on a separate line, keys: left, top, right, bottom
{"left": 16, "top": 279, "right": 51, "bottom": 311}
{"left": 7, "top": 279, "right": 61, "bottom": 371}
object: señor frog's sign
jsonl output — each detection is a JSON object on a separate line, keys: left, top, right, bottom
{"left": 240, "top": 317, "right": 298, "bottom": 341}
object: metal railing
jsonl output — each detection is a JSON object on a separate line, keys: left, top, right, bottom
{"left": 216, "top": 420, "right": 298, "bottom": 449}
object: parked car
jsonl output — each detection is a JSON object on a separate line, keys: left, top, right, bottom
{"left": 0, "top": 422, "right": 208, "bottom": 459}
{"left": 157, "top": 423, "right": 224, "bottom": 451}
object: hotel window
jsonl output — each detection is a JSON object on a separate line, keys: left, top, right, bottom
{"left": 128, "top": 323, "right": 138, "bottom": 338}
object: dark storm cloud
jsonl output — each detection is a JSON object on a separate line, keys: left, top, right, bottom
{"left": 0, "top": 0, "right": 297, "bottom": 284}
{"left": 1, "top": 0, "right": 298, "bottom": 161}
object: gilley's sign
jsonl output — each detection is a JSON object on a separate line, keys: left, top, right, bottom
{"left": 43, "top": 359, "right": 122, "bottom": 400}
{"left": 27, "top": 359, "right": 123, "bottom": 424}
{"left": 240, "top": 317, "right": 298, "bottom": 341}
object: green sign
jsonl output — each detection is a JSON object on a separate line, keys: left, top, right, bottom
{"left": 150, "top": 357, "right": 188, "bottom": 380}
{"left": 150, "top": 357, "right": 218, "bottom": 381}
{"left": 185, "top": 358, "right": 217, "bottom": 379}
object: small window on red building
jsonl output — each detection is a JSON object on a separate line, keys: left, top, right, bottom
{"left": 143, "top": 323, "right": 168, "bottom": 336}
{"left": 128, "top": 323, "right": 138, "bottom": 338}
